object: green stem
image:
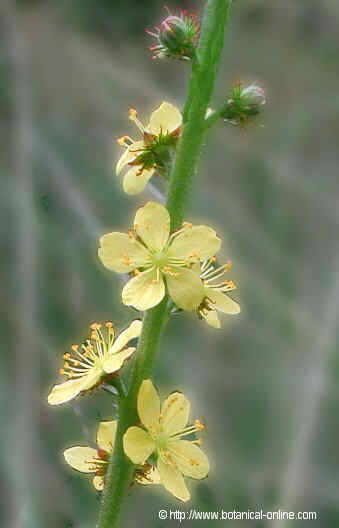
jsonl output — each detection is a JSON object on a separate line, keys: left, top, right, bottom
{"left": 167, "top": 0, "right": 232, "bottom": 230}
{"left": 97, "top": 1, "right": 232, "bottom": 526}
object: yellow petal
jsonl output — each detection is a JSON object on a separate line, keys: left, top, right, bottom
{"left": 97, "top": 421, "right": 117, "bottom": 452}
{"left": 116, "top": 141, "right": 144, "bottom": 175}
{"left": 110, "top": 319, "right": 142, "bottom": 354}
{"left": 157, "top": 458, "right": 190, "bottom": 502}
{"left": 64, "top": 446, "right": 97, "bottom": 473}
{"left": 202, "top": 309, "right": 221, "bottom": 329}
{"left": 123, "top": 426, "right": 155, "bottom": 464}
{"left": 206, "top": 288, "right": 240, "bottom": 314}
{"left": 166, "top": 268, "right": 204, "bottom": 311}
{"left": 79, "top": 367, "right": 103, "bottom": 390}
{"left": 47, "top": 370, "right": 101, "bottom": 406}
{"left": 134, "top": 202, "right": 170, "bottom": 252}
{"left": 138, "top": 379, "right": 161, "bottom": 431}
{"left": 123, "top": 166, "right": 155, "bottom": 195}
{"left": 98, "top": 232, "right": 149, "bottom": 273}
{"left": 122, "top": 270, "right": 165, "bottom": 311}
{"left": 93, "top": 475, "right": 105, "bottom": 491}
{"left": 147, "top": 102, "right": 182, "bottom": 136}
{"left": 48, "top": 378, "right": 84, "bottom": 405}
{"left": 102, "top": 347, "right": 135, "bottom": 374}
{"left": 136, "top": 465, "right": 161, "bottom": 485}
{"left": 161, "top": 392, "right": 190, "bottom": 435}
{"left": 169, "top": 225, "right": 221, "bottom": 262}
{"left": 170, "top": 440, "right": 209, "bottom": 479}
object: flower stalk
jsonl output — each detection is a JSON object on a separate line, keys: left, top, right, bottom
{"left": 97, "top": 1, "right": 233, "bottom": 526}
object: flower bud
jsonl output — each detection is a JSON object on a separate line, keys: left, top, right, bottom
{"left": 147, "top": 9, "right": 200, "bottom": 61}
{"left": 222, "top": 82, "right": 266, "bottom": 125}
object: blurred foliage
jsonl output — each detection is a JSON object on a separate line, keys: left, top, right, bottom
{"left": 2, "top": 0, "right": 339, "bottom": 526}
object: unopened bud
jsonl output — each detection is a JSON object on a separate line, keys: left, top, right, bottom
{"left": 222, "top": 82, "right": 266, "bottom": 126}
{"left": 147, "top": 9, "right": 200, "bottom": 61}
{"left": 240, "top": 83, "right": 266, "bottom": 106}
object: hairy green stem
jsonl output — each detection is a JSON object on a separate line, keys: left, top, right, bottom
{"left": 167, "top": 0, "right": 232, "bottom": 230}
{"left": 97, "top": 1, "right": 232, "bottom": 526}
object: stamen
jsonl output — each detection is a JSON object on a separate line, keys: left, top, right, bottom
{"left": 167, "top": 225, "right": 191, "bottom": 245}
{"left": 201, "top": 262, "right": 231, "bottom": 281}
{"left": 128, "top": 108, "right": 145, "bottom": 133}
{"left": 117, "top": 135, "right": 134, "bottom": 147}
{"left": 162, "top": 266, "right": 180, "bottom": 276}
{"left": 169, "top": 419, "right": 205, "bottom": 440}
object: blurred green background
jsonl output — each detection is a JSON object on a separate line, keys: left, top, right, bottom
{"left": 2, "top": 0, "right": 339, "bottom": 526}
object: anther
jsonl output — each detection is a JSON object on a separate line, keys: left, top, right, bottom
{"left": 128, "top": 108, "right": 138, "bottom": 120}
{"left": 195, "top": 419, "right": 205, "bottom": 431}
{"left": 117, "top": 135, "right": 129, "bottom": 146}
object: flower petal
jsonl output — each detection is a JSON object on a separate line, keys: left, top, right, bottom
{"left": 48, "top": 378, "right": 84, "bottom": 405}
{"left": 93, "top": 475, "right": 105, "bottom": 491}
{"left": 98, "top": 232, "right": 149, "bottom": 273}
{"left": 169, "top": 226, "right": 221, "bottom": 262}
{"left": 47, "top": 369, "right": 101, "bottom": 406}
{"left": 157, "top": 458, "right": 190, "bottom": 502}
{"left": 206, "top": 288, "right": 240, "bottom": 314}
{"left": 122, "top": 270, "right": 165, "bottom": 311}
{"left": 169, "top": 440, "right": 210, "bottom": 480}
{"left": 123, "top": 426, "right": 155, "bottom": 465}
{"left": 138, "top": 379, "right": 161, "bottom": 431}
{"left": 64, "top": 446, "right": 97, "bottom": 473}
{"left": 136, "top": 465, "right": 161, "bottom": 485}
{"left": 123, "top": 166, "right": 155, "bottom": 195}
{"left": 147, "top": 102, "right": 182, "bottom": 136}
{"left": 161, "top": 392, "right": 190, "bottom": 435}
{"left": 97, "top": 421, "right": 117, "bottom": 452}
{"left": 110, "top": 319, "right": 142, "bottom": 354}
{"left": 166, "top": 268, "right": 204, "bottom": 311}
{"left": 116, "top": 141, "right": 144, "bottom": 175}
{"left": 102, "top": 347, "right": 135, "bottom": 374}
{"left": 201, "top": 309, "right": 221, "bottom": 329}
{"left": 79, "top": 367, "right": 103, "bottom": 390}
{"left": 134, "top": 202, "right": 170, "bottom": 252}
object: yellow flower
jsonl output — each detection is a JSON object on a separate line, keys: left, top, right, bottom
{"left": 197, "top": 258, "right": 240, "bottom": 328}
{"left": 64, "top": 421, "right": 160, "bottom": 491}
{"left": 123, "top": 380, "right": 209, "bottom": 502}
{"left": 48, "top": 320, "right": 142, "bottom": 405}
{"left": 116, "top": 102, "right": 182, "bottom": 195}
{"left": 98, "top": 201, "right": 221, "bottom": 312}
